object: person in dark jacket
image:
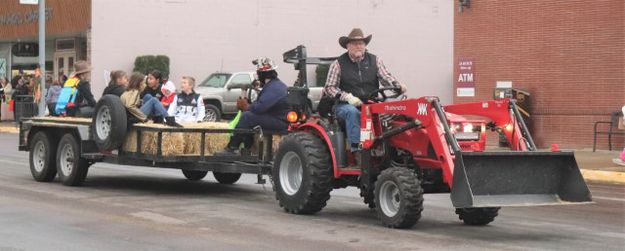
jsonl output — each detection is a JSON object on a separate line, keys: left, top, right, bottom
{"left": 102, "top": 70, "right": 128, "bottom": 97}
{"left": 217, "top": 57, "right": 289, "bottom": 155}
{"left": 66, "top": 61, "right": 97, "bottom": 117}
{"left": 140, "top": 70, "right": 164, "bottom": 100}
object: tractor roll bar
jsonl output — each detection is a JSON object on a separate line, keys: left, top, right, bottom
{"left": 282, "top": 45, "right": 337, "bottom": 88}
{"left": 509, "top": 101, "right": 537, "bottom": 150}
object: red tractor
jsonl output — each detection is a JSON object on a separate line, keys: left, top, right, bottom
{"left": 271, "top": 46, "right": 592, "bottom": 228}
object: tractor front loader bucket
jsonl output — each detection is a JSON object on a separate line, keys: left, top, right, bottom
{"left": 450, "top": 151, "right": 592, "bottom": 208}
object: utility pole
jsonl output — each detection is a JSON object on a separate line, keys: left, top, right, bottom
{"left": 38, "top": 0, "right": 46, "bottom": 116}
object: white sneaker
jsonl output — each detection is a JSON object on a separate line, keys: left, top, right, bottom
{"left": 612, "top": 158, "right": 625, "bottom": 166}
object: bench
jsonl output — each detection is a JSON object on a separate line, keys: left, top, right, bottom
{"left": 593, "top": 111, "right": 625, "bottom": 151}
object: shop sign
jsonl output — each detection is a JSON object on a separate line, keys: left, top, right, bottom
{"left": 20, "top": 0, "right": 39, "bottom": 5}
{"left": 0, "top": 8, "right": 53, "bottom": 26}
{"left": 456, "top": 58, "right": 475, "bottom": 97}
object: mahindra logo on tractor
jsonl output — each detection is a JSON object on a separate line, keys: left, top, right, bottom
{"left": 417, "top": 103, "right": 428, "bottom": 115}
{"left": 384, "top": 105, "right": 406, "bottom": 111}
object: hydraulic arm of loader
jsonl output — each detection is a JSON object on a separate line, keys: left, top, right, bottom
{"left": 363, "top": 97, "right": 592, "bottom": 208}
{"left": 444, "top": 99, "right": 535, "bottom": 151}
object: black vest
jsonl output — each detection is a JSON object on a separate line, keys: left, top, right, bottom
{"left": 175, "top": 92, "right": 200, "bottom": 114}
{"left": 337, "top": 52, "right": 379, "bottom": 99}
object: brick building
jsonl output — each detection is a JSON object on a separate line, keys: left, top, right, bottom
{"left": 454, "top": 0, "right": 624, "bottom": 149}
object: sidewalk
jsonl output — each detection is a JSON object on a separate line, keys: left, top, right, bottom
{"left": 574, "top": 149, "right": 625, "bottom": 184}
{"left": 0, "top": 120, "right": 622, "bottom": 184}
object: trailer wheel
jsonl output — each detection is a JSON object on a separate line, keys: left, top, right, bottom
{"left": 182, "top": 170, "right": 208, "bottom": 181}
{"left": 92, "top": 95, "right": 127, "bottom": 151}
{"left": 374, "top": 167, "right": 424, "bottom": 228}
{"left": 56, "top": 134, "right": 90, "bottom": 186}
{"left": 455, "top": 207, "right": 500, "bottom": 226}
{"left": 29, "top": 131, "right": 57, "bottom": 182}
{"left": 213, "top": 172, "right": 241, "bottom": 184}
{"left": 272, "top": 132, "right": 332, "bottom": 214}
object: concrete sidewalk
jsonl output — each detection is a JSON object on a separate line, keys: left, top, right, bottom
{"left": 1, "top": 120, "right": 623, "bottom": 184}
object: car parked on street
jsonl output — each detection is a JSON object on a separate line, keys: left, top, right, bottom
{"left": 195, "top": 72, "right": 256, "bottom": 121}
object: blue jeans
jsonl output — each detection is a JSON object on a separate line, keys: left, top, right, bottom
{"left": 140, "top": 94, "right": 168, "bottom": 118}
{"left": 335, "top": 103, "right": 361, "bottom": 151}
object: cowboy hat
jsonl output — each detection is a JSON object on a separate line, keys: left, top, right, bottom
{"left": 338, "top": 28, "right": 372, "bottom": 49}
{"left": 71, "top": 60, "right": 92, "bottom": 76}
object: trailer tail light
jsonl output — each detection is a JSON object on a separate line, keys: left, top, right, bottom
{"left": 287, "top": 111, "right": 298, "bottom": 123}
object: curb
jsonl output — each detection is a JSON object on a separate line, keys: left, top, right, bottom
{"left": 0, "top": 126, "right": 18, "bottom": 134}
{"left": 580, "top": 169, "right": 625, "bottom": 184}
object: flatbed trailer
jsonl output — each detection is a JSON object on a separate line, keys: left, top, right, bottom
{"left": 19, "top": 116, "right": 281, "bottom": 186}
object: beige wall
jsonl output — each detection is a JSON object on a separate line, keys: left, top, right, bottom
{"left": 92, "top": 0, "right": 453, "bottom": 102}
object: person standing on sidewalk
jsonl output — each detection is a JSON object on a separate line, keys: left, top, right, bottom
{"left": 614, "top": 105, "right": 625, "bottom": 166}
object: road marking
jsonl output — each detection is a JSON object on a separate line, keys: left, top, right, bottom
{"left": 130, "top": 211, "right": 186, "bottom": 225}
{"left": 592, "top": 196, "right": 625, "bottom": 202}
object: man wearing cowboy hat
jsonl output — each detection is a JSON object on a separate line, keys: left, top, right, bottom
{"left": 324, "top": 28, "right": 407, "bottom": 152}
{"left": 68, "top": 61, "right": 96, "bottom": 117}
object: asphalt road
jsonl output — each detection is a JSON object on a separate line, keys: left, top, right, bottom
{"left": 0, "top": 133, "right": 623, "bottom": 251}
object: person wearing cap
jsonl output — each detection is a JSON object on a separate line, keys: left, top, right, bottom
{"left": 67, "top": 60, "right": 96, "bottom": 117}
{"left": 323, "top": 28, "right": 407, "bottom": 152}
{"left": 217, "top": 57, "right": 290, "bottom": 155}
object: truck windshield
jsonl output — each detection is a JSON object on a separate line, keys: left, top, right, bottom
{"left": 199, "top": 73, "right": 232, "bottom": 88}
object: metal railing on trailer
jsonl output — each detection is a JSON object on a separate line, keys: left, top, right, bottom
{"left": 83, "top": 125, "right": 286, "bottom": 182}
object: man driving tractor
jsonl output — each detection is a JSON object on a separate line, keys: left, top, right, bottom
{"left": 324, "top": 28, "right": 407, "bottom": 153}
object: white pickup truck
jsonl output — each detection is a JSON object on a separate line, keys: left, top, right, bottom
{"left": 195, "top": 72, "right": 256, "bottom": 121}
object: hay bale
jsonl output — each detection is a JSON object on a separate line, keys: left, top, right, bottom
{"left": 181, "top": 122, "right": 230, "bottom": 155}
{"left": 121, "top": 122, "right": 230, "bottom": 156}
{"left": 250, "top": 134, "right": 283, "bottom": 155}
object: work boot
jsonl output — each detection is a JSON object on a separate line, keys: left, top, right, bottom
{"left": 215, "top": 146, "right": 240, "bottom": 156}
{"left": 165, "top": 116, "right": 183, "bottom": 127}
{"left": 350, "top": 151, "right": 362, "bottom": 169}
{"left": 152, "top": 116, "right": 164, "bottom": 123}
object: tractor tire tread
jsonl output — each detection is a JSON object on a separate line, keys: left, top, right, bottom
{"left": 274, "top": 132, "right": 333, "bottom": 215}
{"left": 375, "top": 167, "right": 424, "bottom": 229}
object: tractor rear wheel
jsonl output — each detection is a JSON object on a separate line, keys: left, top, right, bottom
{"left": 455, "top": 207, "right": 500, "bottom": 226}
{"left": 374, "top": 167, "right": 424, "bottom": 228}
{"left": 272, "top": 132, "right": 332, "bottom": 214}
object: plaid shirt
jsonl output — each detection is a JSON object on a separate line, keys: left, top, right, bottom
{"left": 324, "top": 54, "right": 399, "bottom": 101}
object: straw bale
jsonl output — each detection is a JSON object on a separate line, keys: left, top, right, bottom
{"left": 121, "top": 122, "right": 230, "bottom": 156}
{"left": 250, "top": 134, "right": 283, "bottom": 155}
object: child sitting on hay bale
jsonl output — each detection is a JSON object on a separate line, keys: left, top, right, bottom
{"left": 167, "top": 76, "right": 205, "bottom": 124}
{"left": 120, "top": 72, "right": 181, "bottom": 127}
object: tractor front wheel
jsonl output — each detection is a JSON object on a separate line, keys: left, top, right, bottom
{"left": 272, "top": 132, "right": 333, "bottom": 214}
{"left": 455, "top": 207, "right": 500, "bottom": 226}
{"left": 374, "top": 167, "right": 424, "bottom": 228}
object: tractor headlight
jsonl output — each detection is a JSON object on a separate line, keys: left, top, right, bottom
{"left": 453, "top": 122, "right": 482, "bottom": 141}
{"left": 463, "top": 123, "right": 474, "bottom": 133}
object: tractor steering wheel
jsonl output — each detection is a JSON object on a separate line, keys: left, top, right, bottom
{"left": 367, "top": 87, "right": 403, "bottom": 103}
